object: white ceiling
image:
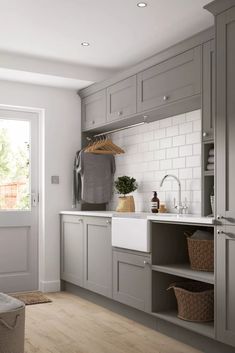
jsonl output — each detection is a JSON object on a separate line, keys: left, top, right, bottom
{"left": 0, "top": 0, "right": 214, "bottom": 71}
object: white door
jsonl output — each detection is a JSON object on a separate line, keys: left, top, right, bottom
{"left": 0, "top": 108, "right": 39, "bottom": 293}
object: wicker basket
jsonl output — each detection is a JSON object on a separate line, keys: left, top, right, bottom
{"left": 168, "top": 281, "right": 214, "bottom": 322}
{"left": 185, "top": 232, "right": 214, "bottom": 272}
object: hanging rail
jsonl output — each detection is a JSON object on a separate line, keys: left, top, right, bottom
{"left": 91, "top": 121, "right": 147, "bottom": 138}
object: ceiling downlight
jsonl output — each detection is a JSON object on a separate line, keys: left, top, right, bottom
{"left": 137, "top": 2, "right": 147, "bottom": 8}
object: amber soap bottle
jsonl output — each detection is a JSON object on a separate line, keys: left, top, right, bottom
{"left": 151, "top": 191, "right": 160, "bottom": 213}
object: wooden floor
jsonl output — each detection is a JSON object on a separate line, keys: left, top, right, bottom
{"left": 25, "top": 292, "right": 202, "bottom": 353}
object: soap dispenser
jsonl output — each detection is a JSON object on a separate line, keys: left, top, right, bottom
{"left": 151, "top": 191, "right": 160, "bottom": 213}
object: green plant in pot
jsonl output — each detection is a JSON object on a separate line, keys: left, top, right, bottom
{"left": 114, "top": 176, "right": 138, "bottom": 212}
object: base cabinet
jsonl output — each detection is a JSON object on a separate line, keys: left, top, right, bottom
{"left": 216, "top": 226, "right": 235, "bottom": 347}
{"left": 84, "top": 217, "right": 112, "bottom": 298}
{"left": 113, "top": 250, "right": 151, "bottom": 312}
{"left": 61, "top": 215, "right": 84, "bottom": 287}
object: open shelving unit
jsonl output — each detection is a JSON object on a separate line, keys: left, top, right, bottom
{"left": 202, "top": 140, "right": 215, "bottom": 216}
{"left": 151, "top": 222, "right": 215, "bottom": 339}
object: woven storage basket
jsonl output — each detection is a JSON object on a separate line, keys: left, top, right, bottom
{"left": 168, "top": 281, "right": 214, "bottom": 322}
{"left": 185, "top": 232, "right": 214, "bottom": 272}
{"left": 0, "top": 294, "right": 25, "bottom": 353}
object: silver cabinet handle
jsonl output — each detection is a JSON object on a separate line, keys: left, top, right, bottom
{"left": 106, "top": 220, "right": 111, "bottom": 224}
{"left": 217, "top": 230, "right": 224, "bottom": 235}
{"left": 163, "top": 95, "right": 169, "bottom": 101}
{"left": 77, "top": 218, "right": 83, "bottom": 223}
{"left": 203, "top": 132, "right": 208, "bottom": 137}
{"left": 217, "top": 215, "right": 224, "bottom": 220}
{"left": 118, "top": 111, "right": 123, "bottom": 116}
{"left": 144, "top": 260, "right": 149, "bottom": 265}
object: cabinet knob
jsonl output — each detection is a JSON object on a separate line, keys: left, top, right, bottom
{"left": 92, "top": 120, "right": 95, "bottom": 124}
{"left": 203, "top": 132, "right": 208, "bottom": 137}
{"left": 217, "top": 230, "right": 224, "bottom": 235}
{"left": 217, "top": 215, "right": 224, "bottom": 220}
{"left": 118, "top": 111, "right": 123, "bottom": 116}
{"left": 106, "top": 220, "right": 111, "bottom": 224}
{"left": 144, "top": 260, "right": 149, "bottom": 265}
{"left": 77, "top": 218, "right": 83, "bottom": 223}
{"left": 163, "top": 95, "right": 169, "bottom": 101}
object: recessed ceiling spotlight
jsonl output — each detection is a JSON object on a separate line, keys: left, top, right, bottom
{"left": 81, "top": 42, "right": 90, "bottom": 47}
{"left": 137, "top": 2, "right": 147, "bottom": 8}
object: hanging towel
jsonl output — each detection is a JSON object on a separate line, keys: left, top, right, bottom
{"left": 78, "top": 150, "right": 116, "bottom": 204}
{"left": 208, "top": 156, "right": 214, "bottom": 164}
{"left": 72, "top": 150, "right": 82, "bottom": 208}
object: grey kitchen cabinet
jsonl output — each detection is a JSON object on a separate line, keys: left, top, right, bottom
{"left": 216, "top": 226, "right": 235, "bottom": 347}
{"left": 82, "top": 90, "right": 106, "bottom": 131}
{"left": 202, "top": 40, "right": 215, "bottom": 141}
{"left": 113, "top": 250, "right": 151, "bottom": 312}
{"left": 84, "top": 217, "right": 112, "bottom": 298}
{"left": 107, "top": 76, "right": 137, "bottom": 122}
{"left": 61, "top": 215, "right": 84, "bottom": 287}
{"left": 137, "top": 46, "right": 201, "bottom": 113}
{"left": 214, "top": 6, "right": 235, "bottom": 225}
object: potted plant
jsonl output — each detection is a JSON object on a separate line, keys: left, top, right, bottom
{"left": 114, "top": 176, "right": 138, "bottom": 212}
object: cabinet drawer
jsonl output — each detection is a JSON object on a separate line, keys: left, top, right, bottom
{"left": 137, "top": 47, "right": 201, "bottom": 112}
{"left": 107, "top": 76, "right": 137, "bottom": 122}
{"left": 113, "top": 250, "right": 151, "bottom": 312}
{"left": 82, "top": 90, "right": 106, "bottom": 131}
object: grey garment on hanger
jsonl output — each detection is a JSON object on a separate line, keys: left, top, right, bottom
{"left": 72, "top": 150, "right": 82, "bottom": 208}
{"left": 78, "top": 150, "right": 116, "bottom": 204}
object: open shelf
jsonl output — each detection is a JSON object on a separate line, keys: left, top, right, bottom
{"left": 152, "top": 264, "right": 214, "bottom": 284}
{"left": 204, "top": 170, "right": 214, "bottom": 176}
{"left": 152, "top": 310, "right": 215, "bottom": 339}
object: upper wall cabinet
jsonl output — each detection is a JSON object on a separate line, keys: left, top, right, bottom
{"left": 82, "top": 90, "right": 106, "bottom": 131}
{"left": 137, "top": 47, "right": 201, "bottom": 113}
{"left": 202, "top": 40, "right": 215, "bottom": 141}
{"left": 107, "top": 76, "right": 137, "bottom": 122}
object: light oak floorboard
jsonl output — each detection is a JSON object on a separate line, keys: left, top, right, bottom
{"left": 25, "top": 292, "right": 202, "bottom": 353}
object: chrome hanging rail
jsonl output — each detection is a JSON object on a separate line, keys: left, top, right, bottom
{"left": 92, "top": 121, "right": 147, "bottom": 138}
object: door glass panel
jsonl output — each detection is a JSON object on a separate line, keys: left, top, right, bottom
{"left": 0, "top": 119, "right": 30, "bottom": 210}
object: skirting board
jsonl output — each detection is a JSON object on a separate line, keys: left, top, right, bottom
{"left": 40, "top": 280, "right": 61, "bottom": 293}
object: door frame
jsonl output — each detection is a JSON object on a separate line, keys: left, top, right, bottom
{"left": 0, "top": 103, "right": 45, "bottom": 292}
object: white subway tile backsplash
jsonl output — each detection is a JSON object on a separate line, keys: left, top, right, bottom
{"left": 108, "top": 110, "right": 201, "bottom": 214}
{"left": 167, "top": 147, "right": 179, "bottom": 159}
{"left": 160, "top": 137, "right": 172, "bottom": 149}
{"left": 186, "top": 132, "right": 201, "bottom": 145}
{"left": 179, "top": 145, "right": 193, "bottom": 157}
{"left": 179, "top": 122, "right": 193, "bottom": 135}
{"left": 166, "top": 125, "right": 179, "bottom": 137}
{"left": 173, "top": 157, "right": 185, "bottom": 169}
{"left": 172, "top": 135, "right": 186, "bottom": 147}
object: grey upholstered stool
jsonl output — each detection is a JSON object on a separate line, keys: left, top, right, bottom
{"left": 0, "top": 293, "right": 25, "bottom": 353}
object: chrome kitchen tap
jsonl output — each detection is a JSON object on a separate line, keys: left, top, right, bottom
{"left": 160, "top": 174, "right": 187, "bottom": 214}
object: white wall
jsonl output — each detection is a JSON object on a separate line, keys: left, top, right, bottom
{"left": 108, "top": 110, "right": 201, "bottom": 214}
{"left": 0, "top": 80, "right": 81, "bottom": 292}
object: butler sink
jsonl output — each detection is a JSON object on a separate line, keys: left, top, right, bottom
{"left": 112, "top": 217, "right": 150, "bottom": 252}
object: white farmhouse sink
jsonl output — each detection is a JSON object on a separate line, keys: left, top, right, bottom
{"left": 112, "top": 217, "right": 150, "bottom": 252}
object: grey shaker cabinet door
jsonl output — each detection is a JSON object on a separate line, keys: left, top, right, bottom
{"left": 137, "top": 46, "right": 201, "bottom": 113}
{"left": 84, "top": 217, "right": 112, "bottom": 298}
{"left": 82, "top": 90, "right": 106, "bottom": 131}
{"left": 107, "top": 76, "right": 137, "bottom": 122}
{"left": 216, "top": 8, "right": 235, "bottom": 225}
{"left": 113, "top": 250, "right": 151, "bottom": 312}
{"left": 202, "top": 40, "right": 215, "bottom": 141}
{"left": 61, "top": 215, "right": 84, "bottom": 287}
{"left": 216, "top": 226, "right": 235, "bottom": 347}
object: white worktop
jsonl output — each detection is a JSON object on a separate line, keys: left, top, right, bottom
{"left": 60, "top": 210, "right": 215, "bottom": 225}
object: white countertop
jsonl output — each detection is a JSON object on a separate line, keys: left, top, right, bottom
{"left": 60, "top": 210, "right": 215, "bottom": 225}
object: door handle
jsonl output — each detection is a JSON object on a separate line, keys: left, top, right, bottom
{"left": 31, "top": 193, "right": 38, "bottom": 207}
